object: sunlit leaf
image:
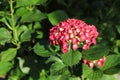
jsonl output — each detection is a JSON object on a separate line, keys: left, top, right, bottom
{"left": 40, "top": 69, "right": 48, "bottom": 80}
{"left": 21, "top": 9, "right": 46, "bottom": 22}
{"left": 8, "top": 66, "right": 24, "bottom": 80}
{"left": 0, "top": 48, "right": 17, "bottom": 62}
{"left": 101, "top": 75, "right": 116, "bottom": 80}
{"left": 46, "top": 55, "right": 63, "bottom": 64}
{"left": 0, "top": 28, "right": 12, "bottom": 45}
{"left": 33, "top": 22, "right": 42, "bottom": 29}
{"left": 16, "top": 0, "right": 48, "bottom": 7}
{"left": 68, "top": 77, "right": 81, "bottom": 80}
{"left": 0, "top": 62, "right": 13, "bottom": 76}
{"left": 15, "top": 7, "right": 47, "bottom": 22}
{"left": 83, "top": 64, "right": 103, "bottom": 80}
{"left": 17, "top": 57, "right": 30, "bottom": 74}
{"left": 116, "top": 40, "right": 120, "bottom": 47}
{"left": 61, "top": 47, "right": 81, "bottom": 66}
{"left": 49, "top": 75, "right": 64, "bottom": 80}
{"left": 36, "top": 31, "right": 43, "bottom": 39}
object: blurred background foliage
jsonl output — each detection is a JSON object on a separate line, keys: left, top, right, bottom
{"left": 0, "top": 0, "right": 120, "bottom": 80}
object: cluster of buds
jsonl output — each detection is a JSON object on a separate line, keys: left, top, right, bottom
{"left": 83, "top": 56, "right": 106, "bottom": 68}
{"left": 49, "top": 18, "right": 99, "bottom": 53}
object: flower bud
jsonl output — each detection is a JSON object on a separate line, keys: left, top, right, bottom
{"left": 72, "top": 44, "right": 79, "bottom": 51}
{"left": 89, "top": 62, "right": 94, "bottom": 68}
{"left": 97, "top": 61, "right": 103, "bottom": 67}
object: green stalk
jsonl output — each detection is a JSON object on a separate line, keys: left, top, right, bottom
{"left": 5, "top": 22, "right": 12, "bottom": 30}
{"left": 81, "top": 75, "right": 85, "bottom": 80}
{"left": 9, "top": 0, "right": 20, "bottom": 49}
{"left": 10, "top": 0, "right": 15, "bottom": 28}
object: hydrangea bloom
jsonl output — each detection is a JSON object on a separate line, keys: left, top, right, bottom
{"left": 83, "top": 56, "right": 106, "bottom": 68}
{"left": 49, "top": 18, "right": 99, "bottom": 53}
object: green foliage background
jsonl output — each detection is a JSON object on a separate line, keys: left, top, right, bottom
{"left": 0, "top": 0, "right": 120, "bottom": 80}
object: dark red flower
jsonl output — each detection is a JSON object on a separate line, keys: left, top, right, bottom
{"left": 49, "top": 18, "right": 99, "bottom": 53}
{"left": 83, "top": 56, "right": 106, "bottom": 68}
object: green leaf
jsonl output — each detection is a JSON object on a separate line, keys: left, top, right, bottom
{"left": 57, "top": 0, "right": 67, "bottom": 6}
{"left": 68, "top": 77, "right": 81, "bottom": 80}
{"left": 21, "top": 9, "right": 46, "bottom": 22}
{"left": 103, "top": 66, "right": 120, "bottom": 74}
{"left": 101, "top": 75, "right": 116, "bottom": 80}
{"left": 17, "top": 55, "right": 46, "bottom": 79}
{"left": 0, "top": 11, "right": 5, "bottom": 17}
{"left": 15, "top": 7, "right": 28, "bottom": 17}
{"left": 49, "top": 75, "right": 62, "bottom": 80}
{"left": 113, "top": 47, "right": 119, "bottom": 54}
{"left": 46, "top": 55, "right": 63, "bottom": 64}
{"left": 33, "top": 43, "right": 52, "bottom": 57}
{"left": 116, "top": 40, "right": 120, "bottom": 47}
{"left": 0, "top": 48, "right": 17, "bottom": 62}
{"left": 48, "top": 10, "right": 69, "bottom": 25}
{"left": 17, "top": 25, "right": 28, "bottom": 37}
{"left": 33, "top": 22, "right": 42, "bottom": 29}
{"left": 0, "top": 62, "right": 13, "bottom": 76}
{"left": 16, "top": 0, "right": 48, "bottom": 7}
{"left": 8, "top": 66, "right": 25, "bottom": 80}
{"left": 89, "top": 70, "right": 103, "bottom": 80}
{"left": 49, "top": 74, "right": 70, "bottom": 80}
{"left": 8, "top": 76, "right": 20, "bottom": 80}
{"left": 61, "top": 48, "right": 81, "bottom": 66}
{"left": 82, "top": 44, "right": 109, "bottom": 61}
{"left": 116, "top": 25, "right": 120, "bottom": 34}
{"left": 49, "top": 75, "right": 68, "bottom": 80}
{"left": 0, "top": 28, "right": 12, "bottom": 45}
{"left": 0, "top": 11, "right": 9, "bottom": 18}
{"left": 101, "top": 55, "right": 120, "bottom": 71}
{"left": 20, "top": 30, "right": 32, "bottom": 42}
{"left": 50, "top": 62, "right": 66, "bottom": 75}
{"left": 40, "top": 69, "right": 48, "bottom": 80}
{"left": 82, "top": 64, "right": 93, "bottom": 78}
{"left": 17, "top": 57, "right": 30, "bottom": 74}
{"left": 15, "top": 7, "right": 47, "bottom": 22}
{"left": 36, "top": 31, "right": 43, "bottom": 39}
{"left": 83, "top": 64, "right": 103, "bottom": 80}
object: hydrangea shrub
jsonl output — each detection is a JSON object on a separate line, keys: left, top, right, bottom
{"left": 0, "top": 0, "right": 120, "bottom": 80}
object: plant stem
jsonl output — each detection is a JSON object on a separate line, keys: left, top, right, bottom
{"left": 10, "top": 0, "right": 15, "bottom": 28}
{"left": 9, "top": 0, "right": 20, "bottom": 49}
{"left": 81, "top": 75, "right": 85, "bottom": 80}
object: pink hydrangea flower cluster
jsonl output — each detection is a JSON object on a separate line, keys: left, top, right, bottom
{"left": 83, "top": 56, "right": 106, "bottom": 68}
{"left": 49, "top": 18, "right": 99, "bottom": 53}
